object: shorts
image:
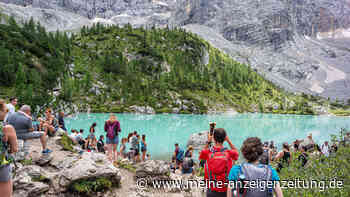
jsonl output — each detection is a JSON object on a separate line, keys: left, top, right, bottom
{"left": 141, "top": 147, "right": 147, "bottom": 152}
{"left": 182, "top": 168, "right": 193, "bottom": 174}
{"left": 106, "top": 135, "right": 119, "bottom": 145}
{"left": 17, "top": 131, "right": 44, "bottom": 140}
{"left": 0, "top": 165, "right": 12, "bottom": 182}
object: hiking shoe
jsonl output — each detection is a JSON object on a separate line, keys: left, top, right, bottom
{"left": 42, "top": 149, "right": 52, "bottom": 154}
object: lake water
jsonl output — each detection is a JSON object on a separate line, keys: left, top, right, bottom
{"left": 65, "top": 113, "right": 350, "bottom": 160}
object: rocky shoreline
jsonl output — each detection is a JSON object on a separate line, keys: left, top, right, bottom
{"left": 12, "top": 133, "right": 205, "bottom": 197}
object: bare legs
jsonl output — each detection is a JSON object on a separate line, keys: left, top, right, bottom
{"left": 1, "top": 125, "right": 17, "bottom": 197}
{"left": 113, "top": 144, "right": 117, "bottom": 161}
{"left": 142, "top": 150, "right": 146, "bottom": 162}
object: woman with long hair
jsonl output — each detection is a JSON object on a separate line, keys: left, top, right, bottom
{"left": 275, "top": 142, "right": 292, "bottom": 173}
{"left": 0, "top": 99, "right": 18, "bottom": 197}
{"left": 141, "top": 135, "right": 147, "bottom": 162}
{"left": 104, "top": 114, "right": 121, "bottom": 162}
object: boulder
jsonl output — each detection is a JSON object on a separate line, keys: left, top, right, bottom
{"left": 135, "top": 160, "right": 171, "bottom": 184}
{"left": 13, "top": 165, "right": 51, "bottom": 197}
{"left": 172, "top": 107, "right": 180, "bottom": 113}
{"left": 187, "top": 131, "right": 208, "bottom": 150}
{"left": 58, "top": 152, "right": 121, "bottom": 189}
{"left": 129, "top": 105, "right": 155, "bottom": 114}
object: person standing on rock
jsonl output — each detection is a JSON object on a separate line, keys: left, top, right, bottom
{"left": 199, "top": 128, "right": 238, "bottom": 197}
{"left": 104, "top": 114, "right": 121, "bottom": 162}
{"left": 173, "top": 143, "right": 184, "bottom": 171}
{"left": 0, "top": 99, "right": 18, "bottom": 197}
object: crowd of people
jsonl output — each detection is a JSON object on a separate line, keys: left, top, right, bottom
{"left": 68, "top": 114, "right": 149, "bottom": 163}
{"left": 1, "top": 97, "right": 350, "bottom": 197}
{"left": 171, "top": 122, "right": 346, "bottom": 197}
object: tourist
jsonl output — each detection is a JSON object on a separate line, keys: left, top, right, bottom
{"left": 104, "top": 114, "right": 121, "bottom": 162}
{"left": 275, "top": 142, "right": 291, "bottom": 173}
{"left": 141, "top": 134, "right": 147, "bottom": 162}
{"left": 135, "top": 134, "right": 141, "bottom": 162}
{"left": 302, "top": 133, "right": 315, "bottom": 151}
{"left": 321, "top": 141, "right": 330, "bottom": 157}
{"left": 185, "top": 145, "right": 193, "bottom": 158}
{"left": 199, "top": 128, "right": 239, "bottom": 197}
{"left": 344, "top": 132, "right": 350, "bottom": 146}
{"left": 78, "top": 129, "right": 86, "bottom": 147}
{"left": 86, "top": 123, "right": 97, "bottom": 152}
{"left": 42, "top": 108, "right": 58, "bottom": 137}
{"left": 182, "top": 146, "right": 194, "bottom": 175}
{"left": 208, "top": 122, "right": 216, "bottom": 148}
{"left": 6, "top": 105, "right": 51, "bottom": 155}
{"left": 6, "top": 97, "right": 17, "bottom": 114}
{"left": 0, "top": 99, "right": 18, "bottom": 197}
{"left": 58, "top": 111, "right": 67, "bottom": 131}
{"left": 293, "top": 139, "right": 301, "bottom": 152}
{"left": 259, "top": 141, "right": 271, "bottom": 165}
{"left": 298, "top": 146, "right": 308, "bottom": 167}
{"left": 269, "top": 140, "right": 277, "bottom": 160}
{"left": 173, "top": 143, "right": 184, "bottom": 171}
{"left": 130, "top": 131, "right": 139, "bottom": 162}
{"left": 227, "top": 137, "right": 283, "bottom": 197}
{"left": 90, "top": 122, "right": 97, "bottom": 134}
{"left": 331, "top": 143, "right": 338, "bottom": 153}
{"left": 97, "top": 135, "right": 106, "bottom": 153}
{"left": 119, "top": 138, "right": 127, "bottom": 158}
{"left": 69, "top": 129, "right": 78, "bottom": 142}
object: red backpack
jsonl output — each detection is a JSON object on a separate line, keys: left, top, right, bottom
{"left": 205, "top": 148, "right": 230, "bottom": 192}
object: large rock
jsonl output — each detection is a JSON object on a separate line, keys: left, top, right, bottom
{"left": 135, "top": 160, "right": 171, "bottom": 184}
{"left": 129, "top": 105, "right": 155, "bottom": 114}
{"left": 187, "top": 131, "right": 208, "bottom": 150}
{"left": 13, "top": 165, "right": 51, "bottom": 197}
{"left": 58, "top": 152, "right": 121, "bottom": 189}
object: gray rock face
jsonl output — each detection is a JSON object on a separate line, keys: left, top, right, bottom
{"left": 135, "top": 160, "right": 171, "bottom": 184}
{"left": 2, "top": 0, "right": 350, "bottom": 100}
{"left": 129, "top": 105, "right": 155, "bottom": 114}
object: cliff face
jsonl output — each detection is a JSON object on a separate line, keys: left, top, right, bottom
{"left": 1, "top": 0, "right": 350, "bottom": 100}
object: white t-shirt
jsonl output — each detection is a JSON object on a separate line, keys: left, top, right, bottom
{"left": 6, "top": 103, "right": 15, "bottom": 113}
{"left": 321, "top": 144, "right": 329, "bottom": 157}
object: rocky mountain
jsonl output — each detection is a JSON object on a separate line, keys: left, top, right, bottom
{"left": 1, "top": 0, "right": 350, "bottom": 100}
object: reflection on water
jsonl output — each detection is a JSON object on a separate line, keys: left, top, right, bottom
{"left": 65, "top": 113, "right": 350, "bottom": 160}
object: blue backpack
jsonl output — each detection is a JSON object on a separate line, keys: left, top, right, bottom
{"left": 176, "top": 148, "right": 184, "bottom": 161}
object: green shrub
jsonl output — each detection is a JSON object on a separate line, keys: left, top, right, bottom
{"left": 70, "top": 177, "right": 114, "bottom": 195}
{"left": 60, "top": 133, "right": 75, "bottom": 152}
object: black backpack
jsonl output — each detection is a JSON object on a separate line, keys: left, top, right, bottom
{"left": 259, "top": 149, "right": 270, "bottom": 165}
{"left": 182, "top": 157, "right": 193, "bottom": 170}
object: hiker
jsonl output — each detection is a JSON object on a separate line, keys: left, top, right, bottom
{"left": 7, "top": 105, "right": 51, "bottom": 155}
{"left": 227, "top": 137, "right": 283, "bottom": 197}
{"left": 208, "top": 122, "right": 216, "bottom": 148}
{"left": 130, "top": 131, "right": 139, "bottom": 162}
{"left": 135, "top": 135, "right": 141, "bottom": 162}
{"left": 0, "top": 99, "right": 18, "bottom": 197}
{"left": 269, "top": 140, "right": 277, "bottom": 160}
{"left": 141, "top": 134, "right": 147, "bottom": 162}
{"left": 321, "top": 141, "right": 330, "bottom": 157}
{"left": 58, "top": 111, "right": 67, "bottom": 131}
{"left": 259, "top": 141, "right": 271, "bottom": 165}
{"left": 104, "top": 115, "right": 121, "bottom": 161}
{"left": 6, "top": 97, "right": 17, "bottom": 114}
{"left": 302, "top": 133, "right": 315, "bottom": 151}
{"left": 173, "top": 143, "right": 184, "bottom": 171}
{"left": 199, "top": 128, "right": 239, "bottom": 197}
{"left": 275, "top": 142, "right": 291, "bottom": 173}
{"left": 331, "top": 143, "right": 338, "bottom": 153}
{"left": 68, "top": 129, "right": 78, "bottom": 143}
{"left": 77, "top": 129, "right": 86, "bottom": 147}
{"left": 85, "top": 124, "right": 97, "bottom": 152}
{"left": 97, "top": 135, "right": 106, "bottom": 153}
{"left": 119, "top": 138, "right": 127, "bottom": 158}
{"left": 42, "top": 108, "right": 58, "bottom": 137}
{"left": 182, "top": 146, "right": 194, "bottom": 174}
{"left": 293, "top": 139, "right": 301, "bottom": 152}
{"left": 298, "top": 146, "right": 308, "bottom": 167}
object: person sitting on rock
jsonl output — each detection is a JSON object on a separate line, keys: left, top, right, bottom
{"left": 6, "top": 105, "right": 51, "bottom": 155}
{"left": 0, "top": 99, "right": 18, "bottom": 197}
{"left": 298, "top": 146, "right": 308, "bottom": 168}
{"left": 41, "top": 108, "right": 58, "bottom": 137}
{"left": 97, "top": 135, "right": 106, "bottom": 154}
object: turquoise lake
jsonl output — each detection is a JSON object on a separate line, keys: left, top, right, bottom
{"left": 65, "top": 113, "right": 350, "bottom": 160}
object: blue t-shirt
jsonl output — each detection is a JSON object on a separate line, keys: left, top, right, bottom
{"left": 228, "top": 163, "right": 280, "bottom": 181}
